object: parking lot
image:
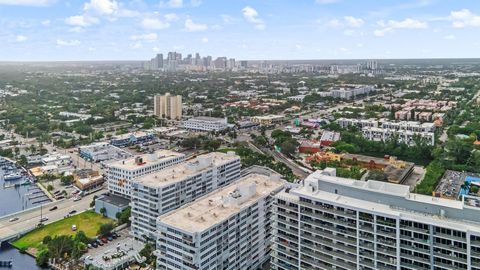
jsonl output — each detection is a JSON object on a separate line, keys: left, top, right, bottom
{"left": 84, "top": 228, "right": 131, "bottom": 254}
{"left": 82, "top": 228, "right": 145, "bottom": 269}
{"left": 435, "top": 170, "right": 480, "bottom": 199}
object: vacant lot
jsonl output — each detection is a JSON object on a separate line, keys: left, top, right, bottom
{"left": 12, "top": 210, "right": 112, "bottom": 250}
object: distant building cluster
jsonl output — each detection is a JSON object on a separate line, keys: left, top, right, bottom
{"left": 146, "top": 52, "right": 242, "bottom": 72}
{"left": 145, "top": 55, "right": 382, "bottom": 75}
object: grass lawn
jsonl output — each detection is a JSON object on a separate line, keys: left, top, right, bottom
{"left": 12, "top": 210, "right": 113, "bottom": 250}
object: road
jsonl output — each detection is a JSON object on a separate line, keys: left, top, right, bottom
{"left": 263, "top": 147, "right": 311, "bottom": 180}
{"left": 0, "top": 190, "right": 103, "bottom": 243}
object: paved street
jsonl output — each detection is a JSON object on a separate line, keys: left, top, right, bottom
{"left": 0, "top": 190, "right": 103, "bottom": 243}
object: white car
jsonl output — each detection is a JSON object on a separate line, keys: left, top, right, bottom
{"left": 8, "top": 217, "right": 19, "bottom": 222}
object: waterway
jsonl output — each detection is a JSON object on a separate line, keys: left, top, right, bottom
{"left": 0, "top": 245, "right": 43, "bottom": 270}
{"left": 0, "top": 158, "right": 51, "bottom": 269}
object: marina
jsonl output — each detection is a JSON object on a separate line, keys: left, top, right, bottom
{"left": 0, "top": 157, "right": 51, "bottom": 216}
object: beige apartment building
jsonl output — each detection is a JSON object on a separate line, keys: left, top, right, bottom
{"left": 154, "top": 93, "right": 182, "bottom": 120}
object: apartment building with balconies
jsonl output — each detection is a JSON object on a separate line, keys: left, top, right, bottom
{"left": 271, "top": 168, "right": 480, "bottom": 270}
{"left": 156, "top": 173, "right": 284, "bottom": 270}
{"left": 130, "top": 152, "right": 241, "bottom": 241}
{"left": 106, "top": 150, "right": 186, "bottom": 198}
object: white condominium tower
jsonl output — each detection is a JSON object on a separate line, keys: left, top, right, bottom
{"left": 272, "top": 168, "right": 480, "bottom": 270}
{"left": 154, "top": 93, "right": 183, "bottom": 120}
{"left": 156, "top": 173, "right": 284, "bottom": 270}
{"left": 106, "top": 150, "right": 185, "bottom": 198}
{"left": 130, "top": 152, "right": 241, "bottom": 241}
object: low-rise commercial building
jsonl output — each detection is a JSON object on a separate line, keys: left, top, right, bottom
{"left": 95, "top": 193, "right": 130, "bottom": 220}
{"left": 130, "top": 152, "right": 241, "bottom": 241}
{"left": 106, "top": 150, "right": 185, "bottom": 198}
{"left": 110, "top": 131, "right": 155, "bottom": 148}
{"left": 251, "top": 115, "right": 285, "bottom": 126}
{"left": 156, "top": 173, "right": 284, "bottom": 270}
{"left": 79, "top": 142, "right": 131, "bottom": 162}
{"left": 182, "top": 117, "right": 229, "bottom": 132}
{"left": 74, "top": 169, "right": 104, "bottom": 191}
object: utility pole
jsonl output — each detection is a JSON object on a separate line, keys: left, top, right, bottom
{"left": 40, "top": 203, "right": 43, "bottom": 223}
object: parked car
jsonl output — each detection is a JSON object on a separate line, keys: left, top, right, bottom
{"left": 87, "top": 244, "right": 92, "bottom": 249}
{"left": 96, "top": 240, "right": 104, "bottom": 246}
{"left": 91, "top": 242, "right": 98, "bottom": 248}
{"left": 8, "top": 217, "right": 19, "bottom": 222}
{"left": 49, "top": 206, "right": 58, "bottom": 211}
{"left": 107, "top": 236, "right": 113, "bottom": 241}
{"left": 69, "top": 210, "right": 77, "bottom": 215}
{"left": 72, "top": 225, "right": 77, "bottom": 231}
{"left": 73, "top": 197, "right": 81, "bottom": 202}
{"left": 101, "top": 237, "right": 108, "bottom": 243}
{"left": 112, "top": 232, "right": 119, "bottom": 238}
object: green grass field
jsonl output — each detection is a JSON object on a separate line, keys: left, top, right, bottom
{"left": 12, "top": 210, "right": 112, "bottom": 250}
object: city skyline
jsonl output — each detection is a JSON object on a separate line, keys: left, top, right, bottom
{"left": 1, "top": 0, "right": 480, "bottom": 61}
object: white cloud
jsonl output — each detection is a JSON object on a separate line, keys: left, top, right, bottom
{"left": 164, "top": 13, "right": 179, "bottom": 22}
{"left": 242, "top": 6, "right": 265, "bottom": 30}
{"left": 374, "top": 28, "right": 392, "bottom": 37}
{"left": 84, "top": 0, "right": 118, "bottom": 15}
{"left": 153, "top": 46, "right": 161, "bottom": 52}
{"left": 444, "top": 34, "right": 455, "bottom": 40}
{"left": 68, "top": 26, "right": 85, "bottom": 33}
{"left": 159, "top": 0, "right": 183, "bottom": 8}
{"left": 315, "top": 0, "right": 340, "bottom": 4}
{"left": 41, "top": 19, "right": 51, "bottom": 26}
{"left": 377, "top": 18, "right": 428, "bottom": 29}
{"left": 142, "top": 18, "right": 170, "bottom": 30}
{"left": 374, "top": 18, "right": 428, "bottom": 36}
{"left": 344, "top": 16, "right": 364, "bottom": 28}
{"left": 130, "top": 33, "right": 158, "bottom": 41}
{"left": 15, "top": 35, "right": 27, "bottom": 42}
{"left": 450, "top": 9, "right": 480, "bottom": 28}
{"left": 56, "top": 39, "right": 81, "bottom": 46}
{"left": 0, "top": 0, "right": 54, "bottom": 6}
{"left": 201, "top": 37, "right": 208, "bottom": 43}
{"left": 327, "top": 16, "right": 363, "bottom": 28}
{"left": 184, "top": 18, "right": 208, "bottom": 32}
{"left": 327, "top": 19, "right": 342, "bottom": 28}
{"left": 65, "top": 15, "right": 99, "bottom": 27}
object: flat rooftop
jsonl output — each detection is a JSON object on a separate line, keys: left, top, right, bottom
{"left": 135, "top": 152, "right": 239, "bottom": 188}
{"left": 97, "top": 194, "right": 130, "bottom": 208}
{"left": 290, "top": 169, "right": 480, "bottom": 230}
{"left": 188, "top": 116, "right": 226, "bottom": 122}
{"left": 106, "top": 150, "right": 184, "bottom": 170}
{"left": 158, "top": 174, "right": 284, "bottom": 233}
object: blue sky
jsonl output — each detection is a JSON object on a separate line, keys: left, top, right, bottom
{"left": 0, "top": 0, "right": 480, "bottom": 61}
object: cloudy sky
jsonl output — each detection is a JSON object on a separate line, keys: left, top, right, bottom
{"left": 1, "top": 0, "right": 480, "bottom": 61}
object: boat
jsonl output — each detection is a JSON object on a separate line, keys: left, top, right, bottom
{"left": 3, "top": 172, "right": 23, "bottom": 181}
{"left": 0, "top": 260, "right": 12, "bottom": 268}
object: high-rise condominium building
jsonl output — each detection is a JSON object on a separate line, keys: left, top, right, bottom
{"left": 154, "top": 93, "right": 182, "bottom": 120}
{"left": 156, "top": 173, "right": 284, "bottom": 270}
{"left": 130, "top": 152, "right": 241, "bottom": 241}
{"left": 271, "top": 168, "right": 480, "bottom": 270}
{"left": 106, "top": 150, "right": 185, "bottom": 198}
